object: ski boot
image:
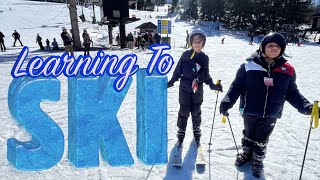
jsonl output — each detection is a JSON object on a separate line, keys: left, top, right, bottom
{"left": 235, "top": 152, "right": 252, "bottom": 166}
{"left": 195, "top": 140, "right": 201, "bottom": 147}
{"left": 193, "top": 126, "right": 202, "bottom": 147}
{"left": 252, "top": 159, "right": 264, "bottom": 178}
{"left": 235, "top": 135, "right": 253, "bottom": 166}
{"left": 177, "top": 128, "right": 185, "bottom": 145}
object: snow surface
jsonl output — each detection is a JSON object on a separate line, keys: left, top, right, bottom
{"left": 0, "top": 0, "right": 320, "bottom": 179}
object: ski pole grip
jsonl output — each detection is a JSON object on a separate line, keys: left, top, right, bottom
{"left": 216, "top": 80, "right": 221, "bottom": 85}
{"left": 311, "top": 100, "right": 319, "bottom": 129}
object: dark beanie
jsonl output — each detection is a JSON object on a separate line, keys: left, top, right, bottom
{"left": 260, "top": 32, "right": 286, "bottom": 57}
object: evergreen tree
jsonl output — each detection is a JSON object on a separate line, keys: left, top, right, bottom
{"left": 200, "top": 0, "right": 213, "bottom": 20}
{"left": 187, "top": 0, "right": 313, "bottom": 31}
{"left": 184, "top": 0, "right": 198, "bottom": 19}
{"left": 145, "top": 0, "right": 154, "bottom": 11}
{"left": 172, "top": 0, "right": 179, "bottom": 11}
{"left": 213, "top": 0, "right": 225, "bottom": 21}
{"left": 223, "top": 0, "right": 313, "bottom": 31}
{"left": 137, "top": 0, "right": 145, "bottom": 10}
{"left": 284, "top": 0, "right": 313, "bottom": 25}
{"left": 156, "top": 0, "right": 166, "bottom": 6}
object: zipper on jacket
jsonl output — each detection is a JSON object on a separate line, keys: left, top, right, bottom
{"left": 263, "top": 65, "right": 271, "bottom": 118}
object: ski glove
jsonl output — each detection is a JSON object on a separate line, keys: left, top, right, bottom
{"left": 167, "top": 80, "right": 174, "bottom": 88}
{"left": 219, "top": 102, "right": 229, "bottom": 116}
{"left": 306, "top": 105, "right": 320, "bottom": 117}
{"left": 210, "top": 83, "right": 223, "bottom": 92}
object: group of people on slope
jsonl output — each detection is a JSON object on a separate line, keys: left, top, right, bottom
{"left": 60, "top": 27, "right": 93, "bottom": 56}
{"left": 0, "top": 28, "right": 92, "bottom": 56}
{"left": 36, "top": 34, "right": 59, "bottom": 51}
{"left": 0, "top": 30, "right": 23, "bottom": 52}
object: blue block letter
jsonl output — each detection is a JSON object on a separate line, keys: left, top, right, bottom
{"left": 68, "top": 75, "right": 134, "bottom": 167}
{"left": 136, "top": 68, "right": 168, "bottom": 164}
{"left": 7, "top": 77, "right": 63, "bottom": 170}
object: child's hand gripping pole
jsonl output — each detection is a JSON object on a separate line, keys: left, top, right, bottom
{"left": 214, "top": 80, "right": 221, "bottom": 93}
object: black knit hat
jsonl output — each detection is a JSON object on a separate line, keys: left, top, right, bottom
{"left": 260, "top": 32, "right": 286, "bottom": 57}
{"left": 189, "top": 30, "right": 206, "bottom": 47}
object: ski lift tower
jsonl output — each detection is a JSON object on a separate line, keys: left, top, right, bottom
{"left": 98, "top": 0, "right": 139, "bottom": 48}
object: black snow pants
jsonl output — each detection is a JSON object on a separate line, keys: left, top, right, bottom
{"left": 177, "top": 82, "right": 203, "bottom": 142}
{"left": 241, "top": 114, "right": 277, "bottom": 162}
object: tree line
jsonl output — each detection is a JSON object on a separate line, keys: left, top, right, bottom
{"left": 137, "top": 0, "right": 319, "bottom": 32}
{"left": 29, "top": 0, "right": 320, "bottom": 32}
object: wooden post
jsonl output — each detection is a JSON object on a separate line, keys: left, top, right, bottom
{"left": 68, "top": 0, "right": 81, "bottom": 51}
{"left": 120, "top": 19, "right": 126, "bottom": 49}
{"left": 108, "top": 25, "right": 113, "bottom": 45}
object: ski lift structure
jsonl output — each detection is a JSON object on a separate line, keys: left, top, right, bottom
{"left": 135, "top": 22, "right": 158, "bottom": 34}
{"left": 96, "top": 0, "right": 140, "bottom": 48}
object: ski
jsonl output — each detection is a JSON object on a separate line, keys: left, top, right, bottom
{"left": 172, "top": 143, "right": 183, "bottom": 167}
{"left": 195, "top": 145, "right": 206, "bottom": 174}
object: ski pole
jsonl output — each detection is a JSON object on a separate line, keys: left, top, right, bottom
{"left": 299, "top": 101, "right": 319, "bottom": 180}
{"left": 226, "top": 115, "right": 239, "bottom": 155}
{"left": 208, "top": 80, "right": 221, "bottom": 152}
{"left": 145, "top": 165, "right": 154, "bottom": 180}
{"left": 222, "top": 115, "right": 239, "bottom": 154}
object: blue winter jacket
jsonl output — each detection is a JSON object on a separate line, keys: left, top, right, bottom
{"left": 221, "top": 51, "right": 312, "bottom": 119}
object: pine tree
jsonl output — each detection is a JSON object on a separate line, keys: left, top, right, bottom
{"left": 172, "top": 0, "right": 179, "bottom": 11}
{"left": 145, "top": 0, "right": 154, "bottom": 11}
{"left": 284, "top": 0, "right": 313, "bottom": 25}
{"left": 200, "top": 0, "right": 213, "bottom": 20}
{"left": 184, "top": 0, "right": 198, "bottom": 19}
{"left": 137, "top": 0, "right": 145, "bottom": 10}
{"left": 156, "top": 0, "right": 166, "bottom": 6}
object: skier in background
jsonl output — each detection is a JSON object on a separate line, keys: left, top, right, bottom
{"left": 221, "top": 37, "right": 225, "bottom": 44}
{"left": 185, "top": 30, "right": 189, "bottom": 48}
{"left": 249, "top": 32, "right": 254, "bottom": 45}
{"left": 36, "top": 34, "right": 44, "bottom": 50}
{"left": 0, "top": 31, "right": 6, "bottom": 51}
{"left": 154, "top": 33, "right": 161, "bottom": 44}
{"left": 82, "top": 29, "right": 93, "bottom": 56}
{"left": 45, "top": 39, "right": 51, "bottom": 51}
{"left": 61, "top": 27, "right": 74, "bottom": 56}
{"left": 51, "top": 38, "right": 59, "bottom": 51}
{"left": 12, "top": 30, "right": 23, "bottom": 47}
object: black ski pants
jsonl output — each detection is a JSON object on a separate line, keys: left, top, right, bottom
{"left": 177, "top": 87, "right": 203, "bottom": 141}
{"left": 38, "top": 42, "right": 44, "bottom": 50}
{"left": 13, "top": 38, "right": 23, "bottom": 46}
{"left": 83, "top": 43, "right": 90, "bottom": 56}
{"left": 0, "top": 40, "right": 5, "bottom": 51}
{"left": 241, "top": 114, "right": 277, "bottom": 162}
